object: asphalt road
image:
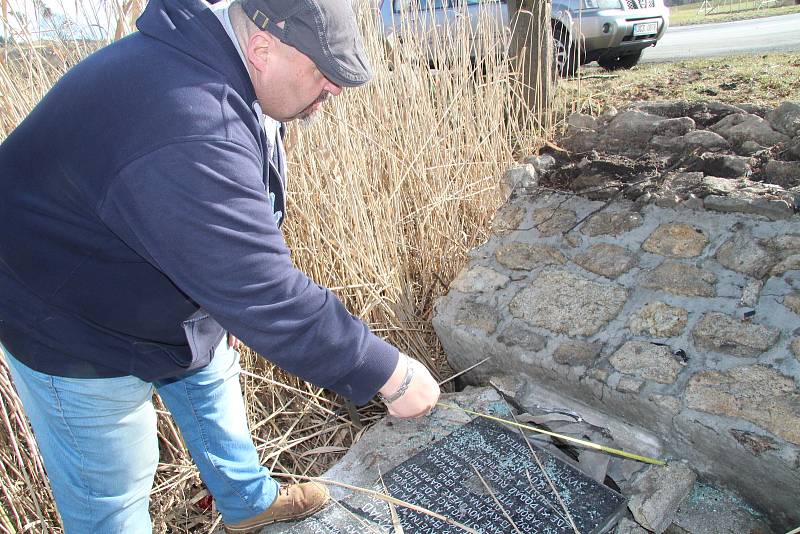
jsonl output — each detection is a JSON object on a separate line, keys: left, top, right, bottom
{"left": 641, "top": 12, "right": 800, "bottom": 62}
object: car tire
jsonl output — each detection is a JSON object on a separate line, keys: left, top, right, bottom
{"left": 598, "top": 51, "right": 643, "bottom": 70}
{"left": 553, "top": 25, "right": 581, "bottom": 78}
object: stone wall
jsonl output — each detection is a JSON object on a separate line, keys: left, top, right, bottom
{"left": 433, "top": 101, "right": 800, "bottom": 530}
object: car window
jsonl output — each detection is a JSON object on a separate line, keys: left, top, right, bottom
{"left": 452, "top": 0, "right": 502, "bottom": 5}
{"left": 393, "top": 0, "right": 448, "bottom": 11}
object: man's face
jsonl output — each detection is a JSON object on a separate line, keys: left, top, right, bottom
{"left": 248, "top": 33, "right": 343, "bottom": 122}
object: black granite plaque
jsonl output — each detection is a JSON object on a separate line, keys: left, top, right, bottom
{"left": 279, "top": 416, "right": 627, "bottom": 534}
{"left": 380, "top": 417, "right": 626, "bottom": 534}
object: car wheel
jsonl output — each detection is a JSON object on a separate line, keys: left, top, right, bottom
{"left": 598, "top": 50, "right": 643, "bottom": 70}
{"left": 553, "top": 25, "right": 581, "bottom": 77}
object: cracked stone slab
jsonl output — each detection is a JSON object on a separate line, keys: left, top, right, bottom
{"left": 495, "top": 242, "right": 567, "bottom": 270}
{"left": 691, "top": 312, "right": 779, "bottom": 357}
{"left": 628, "top": 462, "right": 697, "bottom": 534}
{"left": 642, "top": 223, "right": 709, "bottom": 258}
{"left": 628, "top": 301, "right": 688, "bottom": 338}
{"left": 509, "top": 270, "right": 627, "bottom": 337}
{"left": 610, "top": 341, "right": 684, "bottom": 384}
{"left": 639, "top": 261, "right": 716, "bottom": 297}
{"left": 685, "top": 365, "right": 800, "bottom": 445}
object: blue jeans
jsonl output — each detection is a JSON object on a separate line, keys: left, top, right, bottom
{"left": 3, "top": 340, "right": 278, "bottom": 533}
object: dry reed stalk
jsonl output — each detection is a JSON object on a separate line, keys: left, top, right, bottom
{"left": 0, "top": 2, "right": 560, "bottom": 532}
{"left": 469, "top": 463, "right": 523, "bottom": 534}
{"left": 508, "top": 405, "right": 581, "bottom": 534}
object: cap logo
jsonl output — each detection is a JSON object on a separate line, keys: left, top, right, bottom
{"left": 251, "top": 9, "right": 270, "bottom": 30}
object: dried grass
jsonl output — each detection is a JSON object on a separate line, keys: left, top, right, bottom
{"left": 0, "top": 1, "right": 562, "bottom": 532}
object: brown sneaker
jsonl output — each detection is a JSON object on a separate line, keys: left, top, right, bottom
{"left": 224, "top": 482, "right": 330, "bottom": 533}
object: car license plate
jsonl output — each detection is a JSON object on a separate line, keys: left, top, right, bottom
{"left": 633, "top": 22, "right": 658, "bottom": 35}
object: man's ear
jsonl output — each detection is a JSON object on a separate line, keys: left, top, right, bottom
{"left": 245, "top": 31, "right": 276, "bottom": 75}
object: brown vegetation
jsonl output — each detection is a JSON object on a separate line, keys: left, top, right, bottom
{"left": 0, "top": 2, "right": 555, "bottom": 532}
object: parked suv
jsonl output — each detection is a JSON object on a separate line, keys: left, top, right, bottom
{"left": 379, "top": 0, "right": 670, "bottom": 76}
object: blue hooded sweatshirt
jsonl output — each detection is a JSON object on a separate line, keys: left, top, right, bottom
{"left": 0, "top": 0, "right": 398, "bottom": 405}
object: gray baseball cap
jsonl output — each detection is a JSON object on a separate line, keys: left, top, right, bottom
{"left": 240, "top": 0, "right": 373, "bottom": 88}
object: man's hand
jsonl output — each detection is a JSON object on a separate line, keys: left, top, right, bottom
{"left": 378, "top": 354, "right": 440, "bottom": 419}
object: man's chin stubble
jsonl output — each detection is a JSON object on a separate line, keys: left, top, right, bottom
{"left": 297, "top": 91, "right": 329, "bottom": 126}
{"left": 298, "top": 110, "right": 322, "bottom": 127}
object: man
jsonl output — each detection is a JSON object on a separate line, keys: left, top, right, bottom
{"left": 0, "top": 0, "right": 441, "bottom": 532}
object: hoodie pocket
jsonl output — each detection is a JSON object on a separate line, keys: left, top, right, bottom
{"left": 130, "top": 309, "right": 224, "bottom": 381}
{"left": 180, "top": 308, "right": 225, "bottom": 371}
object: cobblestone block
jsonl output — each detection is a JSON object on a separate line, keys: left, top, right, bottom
{"left": 691, "top": 313, "right": 779, "bottom": 357}
{"left": 642, "top": 224, "right": 709, "bottom": 258}
{"left": 610, "top": 341, "right": 684, "bottom": 384}
{"left": 629, "top": 301, "right": 688, "bottom": 338}
{"left": 532, "top": 207, "right": 577, "bottom": 236}
{"left": 686, "top": 365, "right": 800, "bottom": 445}
{"left": 714, "top": 233, "right": 774, "bottom": 278}
{"left": 509, "top": 270, "right": 627, "bottom": 337}
{"left": 495, "top": 242, "right": 566, "bottom": 270}
{"left": 450, "top": 265, "right": 510, "bottom": 293}
{"left": 574, "top": 243, "right": 637, "bottom": 279}
{"left": 580, "top": 210, "right": 643, "bottom": 236}
{"left": 552, "top": 340, "right": 603, "bottom": 365}
{"left": 491, "top": 203, "right": 525, "bottom": 236}
{"left": 640, "top": 261, "right": 716, "bottom": 297}
{"left": 454, "top": 299, "right": 500, "bottom": 334}
{"left": 497, "top": 320, "right": 547, "bottom": 351}
{"left": 770, "top": 254, "right": 800, "bottom": 275}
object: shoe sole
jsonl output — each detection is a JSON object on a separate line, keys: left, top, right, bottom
{"left": 224, "top": 493, "right": 331, "bottom": 533}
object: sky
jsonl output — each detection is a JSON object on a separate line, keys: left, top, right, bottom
{"left": 3, "top": 0, "right": 116, "bottom": 41}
